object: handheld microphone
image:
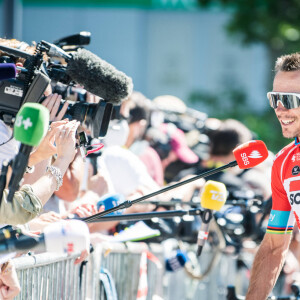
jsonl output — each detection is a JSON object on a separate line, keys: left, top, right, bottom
{"left": 96, "top": 193, "right": 126, "bottom": 216}
{"left": 0, "top": 220, "right": 90, "bottom": 255}
{"left": 0, "top": 63, "right": 17, "bottom": 81}
{"left": 6, "top": 103, "right": 49, "bottom": 202}
{"left": 69, "top": 194, "right": 126, "bottom": 219}
{"left": 83, "top": 140, "right": 269, "bottom": 223}
{"left": 165, "top": 250, "right": 189, "bottom": 272}
{"left": 233, "top": 140, "right": 268, "bottom": 169}
{"left": 197, "top": 180, "right": 227, "bottom": 256}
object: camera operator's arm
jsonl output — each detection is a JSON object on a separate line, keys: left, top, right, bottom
{"left": 22, "top": 121, "right": 69, "bottom": 190}
{"left": 24, "top": 120, "right": 68, "bottom": 176}
{"left": 246, "top": 232, "right": 292, "bottom": 300}
{"left": 0, "top": 121, "right": 79, "bottom": 225}
{"left": 26, "top": 211, "right": 62, "bottom": 232}
{"left": 54, "top": 151, "right": 84, "bottom": 202}
{"left": 3, "top": 120, "right": 68, "bottom": 187}
{"left": 0, "top": 185, "right": 42, "bottom": 225}
{"left": 30, "top": 120, "right": 79, "bottom": 206}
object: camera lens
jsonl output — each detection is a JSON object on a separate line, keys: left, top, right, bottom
{"left": 60, "top": 100, "right": 113, "bottom": 138}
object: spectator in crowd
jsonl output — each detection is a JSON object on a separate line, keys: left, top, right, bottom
{"left": 98, "top": 91, "right": 159, "bottom": 198}
{"left": 124, "top": 91, "right": 152, "bottom": 149}
{"left": 176, "top": 118, "right": 273, "bottom": 201}
{"left": 151, "top": 95, "right": 202, "bottom": 183}
{"left": 142, "top": 122, "right": 199, "bottom": 186}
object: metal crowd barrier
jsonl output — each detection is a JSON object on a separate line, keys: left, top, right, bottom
{"left": 12, "top": 242, "right": 164, "bottom": 300}
{"left": 12, "top": 249, "right": 100, "bottom": 300}
{"left": 99, "top": 242, "right": 164, "bottom": 300}
{"left": 11, "top": 241, "right": 251, "bottom": 300}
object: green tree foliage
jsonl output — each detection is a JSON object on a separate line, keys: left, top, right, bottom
{"left": 189, "top": 0, "right": 300, "bottom": 152}
{"left": 197, "top": 0, "right": 300, "bottom": 55}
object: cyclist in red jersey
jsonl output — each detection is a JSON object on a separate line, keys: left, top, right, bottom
{"left": 246, "top": 53, "right": 300, "bottom": 300}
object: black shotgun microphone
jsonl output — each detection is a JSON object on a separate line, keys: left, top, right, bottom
{"left": 66, "top": 48, "right": 133, "bottom": 104}
{"left": 41, "top": 41, "right": 133, "bottom": 104}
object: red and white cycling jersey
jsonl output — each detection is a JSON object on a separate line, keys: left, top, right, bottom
{"left": 267, "top": 140, "right": 300, "bottom": 234}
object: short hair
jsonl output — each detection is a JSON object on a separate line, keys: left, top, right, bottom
{"left": 275, "top": 52, "right": 300, "bottom": 73}
{"left": 0, "top": 38, "right": 36, "bottom": 64}
{"left": 209, "top": 119, "right": 253, "bottom": 156}
{"left": 127, "top": 91, "right": 152, "bottom": 124}
{"left": 0, "top": 38, "right": 49, "bottom": 64}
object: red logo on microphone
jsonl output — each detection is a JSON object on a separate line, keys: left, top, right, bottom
{"left": 248, "top": 150, "right": 263, "bottom": 159}
{"left": 233, "top": 140, "right": 268, "bottom": 169}
{"left": 65, "top": 243, "right": 74, "bottom": 254}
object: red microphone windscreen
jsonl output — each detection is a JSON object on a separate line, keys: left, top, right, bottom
{"left": 0, "top": 63, "right": 16, "bottom": 81}
{"left": 233, "top": 140, "right": 269, "bottom": 169}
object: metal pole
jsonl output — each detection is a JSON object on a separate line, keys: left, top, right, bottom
{"left": 83, "top": 160, "right": 238, "bottom": 222}
{"left": 2, "top": 0, "right": 23, "bottom": 40}
{"left": 84, "top": 208, "right": 203, "bottom": 223}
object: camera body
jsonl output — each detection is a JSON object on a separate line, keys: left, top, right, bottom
{"left": 0, "top": 38, "right": 113, "bottom": 138}
{"left": 0, "top": 69, "right": 50, "bottom": 126}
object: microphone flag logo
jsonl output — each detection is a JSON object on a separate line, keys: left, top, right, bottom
{"left": 200, "top": 181, "right": 227, "bottom": 211}
{"left": 248, "top": 150, "right": 263, "bottom": 159}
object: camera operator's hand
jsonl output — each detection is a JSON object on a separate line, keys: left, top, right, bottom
{"left": 66, "top": 203, "right": 98, "bottom": 219}
{"left": 74, "top": 248, "right": 89, "bottom": 265}
{"left": 36, "top": 211, "right": 62, "bottom": 223}
{"left": 55, "top": 120, "right": 80, "bottom": 164}
{"left": 0, "top": 261, "right": 20, "bottom": 300}
{"left": 41, "top": 93, "right": 69, "bottom": 121}
{"left": 26, "top": 211, "right": 62, "bottom": 231}
{"left": 28, "top": 120, "right": 68, "bottom": 166}
{"left": 28, "top": 121, "right": 80, "bottom": 207}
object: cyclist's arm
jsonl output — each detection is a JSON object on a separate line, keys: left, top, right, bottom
{"left": 246, "top": 231, "right": 291, "bottom": 300}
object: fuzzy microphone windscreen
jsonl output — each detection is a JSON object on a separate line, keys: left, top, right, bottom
{"left": 66, "top": 48, "right": 133, "bottom": 104}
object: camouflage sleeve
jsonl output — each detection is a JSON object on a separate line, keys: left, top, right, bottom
{"left": 0, "top": 184, "right": 42, "bottom": 225}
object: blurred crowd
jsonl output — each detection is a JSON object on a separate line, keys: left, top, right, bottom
{"left": 0, "top": 37, "right": 291, "bottom": 300}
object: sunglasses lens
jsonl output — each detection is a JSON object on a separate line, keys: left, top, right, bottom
{"left": 267, "top": 93, "right": 278, "bottom": 108}
{"left": 267, "top": 93, "right": 300, "bottom": 109}
{"left": 282, "top": 95, "right": 292, "bottom": 109}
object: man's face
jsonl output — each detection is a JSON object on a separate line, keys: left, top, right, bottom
{"left": 273, "top": 70, "right": 300, "bottom": 139}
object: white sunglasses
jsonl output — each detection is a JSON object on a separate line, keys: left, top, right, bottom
{"left": 267, "top": 92, "right": 300, "bottom": 109}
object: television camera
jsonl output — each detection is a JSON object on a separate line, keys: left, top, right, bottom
{"left": 0, "top": 33, "right": 133, "bottom": 138}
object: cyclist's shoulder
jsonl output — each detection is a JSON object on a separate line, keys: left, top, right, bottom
{"left": 273, "top": 141, "right": 297, "bottom": 165}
